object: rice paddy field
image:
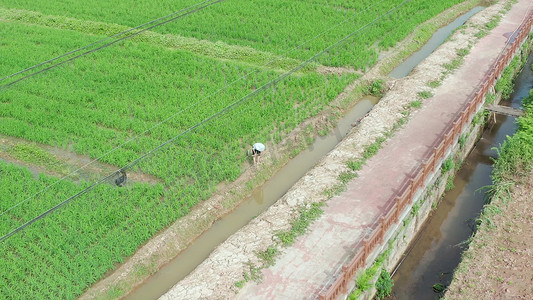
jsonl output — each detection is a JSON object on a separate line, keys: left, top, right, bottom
{"left": 0, "top": 0, "right": 464, "bottom": 298}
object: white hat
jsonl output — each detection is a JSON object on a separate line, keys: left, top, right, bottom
{"left": 253, "top": 143, "right": 265, "bottom": 152}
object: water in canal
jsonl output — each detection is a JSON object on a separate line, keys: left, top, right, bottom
{"left": 125, "top": 98, "right": 378, "bottom": 299}
{"left": 389, "top": 7, "right": 483, "bottom": 78}
{"left": 389, "top": 54, "right": 532, "bottom": 299}
{"left": 125, "top": 6, "right": 490, "bottom": 299}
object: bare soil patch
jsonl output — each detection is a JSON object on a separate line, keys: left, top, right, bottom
{"left": 0, "top": 135, "right": 160, "bottom": 184}
{"left": 445, "top": 171, "right": 533, "bottom": 299}
{"left": 316, "top": 65, "right": 361, "bottom": 76}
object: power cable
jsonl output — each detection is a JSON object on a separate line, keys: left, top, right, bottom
{"left": 0, "top": 0, "right": 391, "bottom": 218}
{"left": 0, "top": 0, "right": 412, "bottom": 243}
{"left": 0, "top": 0, "right": 225, "bottom": 89}
{"left": 0, "top": 0, "right": 216, "bottom": 84}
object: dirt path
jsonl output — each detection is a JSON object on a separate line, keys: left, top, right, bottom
{"left": 445, "top": 171, "right": 533, "bottom": 299}
{"left": 163, "top": 1, "right": 531, "bottom": 299}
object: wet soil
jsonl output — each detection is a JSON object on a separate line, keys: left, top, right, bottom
{"left": 0, "top": 134, "right": 160, "bottom": 184}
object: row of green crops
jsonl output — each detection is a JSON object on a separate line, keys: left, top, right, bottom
{"left": 0, "top": 161, "right": 179, "bottom": 299}
{"left": 0, "top": 22, "right": 356, "bottom": 170}
{"left": 0, "top": 0, "right": 471, "bottom": 298}
{"left": 1, "top": 0, "right": 464, "bottom": 68}
{"left": 0, "top": 20, "right": 356, "bottom": 226}
{"left": 0, "top": 20, "right": 357, "bottom": 298}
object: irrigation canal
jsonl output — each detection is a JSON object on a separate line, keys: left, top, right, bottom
{"left": 389, "top": 7, "right": 483, "bottom": 78}
{"left": 389, "top": 53, "right": 532, "bottom": 299}
{"left": 125, "top": 6, "right": 484, "bottom": 299}
{"left": 125, "top": 97, "right": 377, "bottom": 299}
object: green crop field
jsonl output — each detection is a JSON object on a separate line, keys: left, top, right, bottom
{"left": 0, "top": 0, "right": 462, "bottom": 68}
{"left": 0, "top": 0, "right": 466, "bottom": 298}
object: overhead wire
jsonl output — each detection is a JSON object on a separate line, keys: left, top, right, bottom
{"left": 0, "top": 0, "right": 217, "bottom": 84}
{"left": 0, "top": 0, "right": 391, "bottom": 218}
{"left": 0, "top": 0, "right": 225, "bottom": 89}
{"left": 0, "top": 0, "right": 412, "bottom": 243}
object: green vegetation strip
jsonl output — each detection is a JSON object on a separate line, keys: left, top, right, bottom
{"left": 349, "top": 242, "right": 393, "bottom": 299}
{"left": 0, "top": 7, "right": 306, "bottom": 72}
{"left": 487, "top": 89, "right": 533, "bottom": 206}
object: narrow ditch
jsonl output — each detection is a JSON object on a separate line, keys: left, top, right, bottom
{"left": 125, "top": 97, "right": 378, "bottom": 300}
{"left": 389, "top": 53, "right": 532, "bottom": 299}
{"left": 389, "top": 7, "right": 483, "bottom": 78}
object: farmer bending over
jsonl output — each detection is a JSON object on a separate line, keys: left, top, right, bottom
{"left": 252, "top": 142, "right": 265, "bottom": 165}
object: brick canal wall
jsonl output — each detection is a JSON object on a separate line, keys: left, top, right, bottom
{"left": 320, "top": 9, "right": 533, "bottom": 300}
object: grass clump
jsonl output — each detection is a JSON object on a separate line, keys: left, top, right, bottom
{"left": 410, "top": 100, "right": 422, "bottom": 108}
{"left": 276, "top": 203, "right": 324, "bottom": 247}
{"left": 411, "top": 202, "right": 421, "bottom": 215}
{"left": 428, "top": 80, "right": 442, "bottom": 88}
{"left": 242, "top": 262, "right": 263, "bottom": 283}
{"left": 376, "top": 269, "right": 394, "bottom": 299}
{"left": 472, "top": 110, "right": 488, "bottom": 125}
{"left": 485, "top": 92, "right": 497, "bottom": 105}
{"left": 458, "top": 133, "right": 468, "bottom": 149}
{"left": 256, "top": 246, "right": 279, "bottom": 267}
{"left": 446, "top": 175, "right": 455, "bottom": 191}
{"left": 347, "top": 160, "right": 364, "bottom": 172}
{"left": 443, "top": 57, "right": 463, "bottom": 72}
{"left": 418, "top": 91, "right": 433, "bottom": 99}
{"left": 485, "top": 14, "right": 502, "bottom": 31}
{"left": 457, "top": 47, "right": 470, "bottom": 57}
{"left": 363, "top": 137, "right": 386, "bottom": 160}
{"left": 348, "top": 243, "right": 393, "bottom": 299}
{"left": 441, "top": 157, "right": 455, "bottom": 173}
{"left": 370, "top": 79, "right": 386, "bottom": 97}
{"left": 495, "top": 56, "right": 520, "bottom": 99}
{"left": 432, "top": 283, "right": 445, "bottom": 293}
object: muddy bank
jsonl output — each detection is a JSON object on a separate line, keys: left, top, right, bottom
{"left": 445, "top": 170, "right": 533, "bottom": 299}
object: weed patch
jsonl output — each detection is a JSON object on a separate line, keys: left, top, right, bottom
{"left": 410, "top": 100, "right": 422, "bottom": 108}
{"left": 417, "top": 91, "right": 433, "bottom": 99}
{"left": 428, "top": 80, "right": 442, "bottom": 88}
{"left": 276, "top": 203, "right": 324, "bottom": 247}
{"left": 376, "top": 269, "right": 394, "bottom": 299}
{"left": 441, "top": 157, "right": 455, "bottom": 173}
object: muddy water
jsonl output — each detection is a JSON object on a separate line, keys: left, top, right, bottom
{"left": 389, "top": 7, "right": 483, "bottom": 79}
{"left": 125, "top": 97, "right": 379, "bottom": 300}
{"left": 389, "top": 54, "right": 532, "bottom": 299}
